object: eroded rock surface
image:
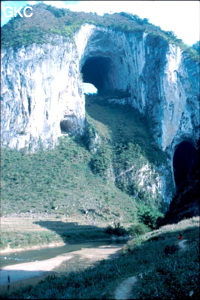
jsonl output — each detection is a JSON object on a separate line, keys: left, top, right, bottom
{"left": 1, "top": 24, "right": 199, "bottom": 152}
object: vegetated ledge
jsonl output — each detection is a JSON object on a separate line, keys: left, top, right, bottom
{"left": 1, "top": 3, "right": 199, "bottom": 61}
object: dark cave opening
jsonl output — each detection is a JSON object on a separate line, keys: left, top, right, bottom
{"left": 173, "top": 141, "right": 198, "bottom": 187}
{"left": 81, "top": 56, "right": 112, "bottom": 93}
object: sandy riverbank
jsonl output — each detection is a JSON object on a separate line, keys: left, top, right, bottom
{"left": 0, "top": 245, "right": 122, "bottom": 286}
{"left": 0, "top": 254, "right": 72, "bottom": 285}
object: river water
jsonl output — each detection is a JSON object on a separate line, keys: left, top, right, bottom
{"left": 0, "top": 239, "right": 125, "bottom": 268}
{"left": 0, "top": 239, "right": 125, "bottom": 295}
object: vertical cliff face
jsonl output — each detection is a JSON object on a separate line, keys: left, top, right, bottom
{"left": 1, "top": 23, "right": 199, "bottom": 205}
{"left": 79, "top": 26, "right": 199, "bottom": 152}
{"left": 1, "top": 24, "right": 199, "bottom": 152}
{"left": 1, "top": 35, "right": 85, "bottom": 151}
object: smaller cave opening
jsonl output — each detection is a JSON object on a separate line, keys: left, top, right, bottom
{"left": 81, "top": 56, "right": 113, "bottom": 93}
{"left": 173, "top": 141, "right": 198, "bottom": 187}
{"left": 60, "top": 120, "right": 72, "bottom": 133}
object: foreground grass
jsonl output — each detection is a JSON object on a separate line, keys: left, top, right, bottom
{"left": 3, "top": 217, "right": 199, "bottom": 299}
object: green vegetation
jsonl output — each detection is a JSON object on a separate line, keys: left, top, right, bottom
{"left": 1, "top": 92, "right": 167, "bottom": 250}
{"left": 3, "top": 217, "right": 199, "bottom": 299}
{"left": 1, "top": 3, "right": 199, "bottom": 61}
{"left": 90, "top": 146, "right": 111, "bottom": 177}
{"left": 86, "top": 93, "right": 166, "bottom": 166}
{"left": 137, "top": 203, "right": 163, "bottom": 229}
{"left": 0, "top": 231, "right": 63, "bottom": 250}
{"left": 105, "top": 222, "right": 128, "bottom": 237}
{"left": 1, "top": 137, "right": 137, "bottom": 222}
{"left": 85, "top": 93, "right": 166, "bottom": 211}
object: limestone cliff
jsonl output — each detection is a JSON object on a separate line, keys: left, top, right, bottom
{"left": 1, "top": 9, "right": 199, "bottom": 207}
{"left": 1, "top": 34, "right": 85, "bottom": 151}
{"left": 1, "top": 24, "right": 199, "bottom": 152}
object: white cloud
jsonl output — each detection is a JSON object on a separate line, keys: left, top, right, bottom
{"left": 28, "top": 1, "right": 37, "bottom": 4}
{"left": 43, "top": 1, "right": 71, "bottom": 9}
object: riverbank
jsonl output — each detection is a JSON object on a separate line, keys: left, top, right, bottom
{"left": 2, "top": 217, "right": 198, "bottom": 299}
{"left": 0, "top": 215, "right": 131, "bottom": 253}
{"left": 0, "top": 215, "right": 132, "bottom": 257}
{"left": 0, "top": 254, "right": 73, "bottom": 285}
{"left": 1, "top": 245, "right": 122, "bottom": 284}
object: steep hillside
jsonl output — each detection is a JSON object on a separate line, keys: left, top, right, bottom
{"left": 1, "top": 93, "right": 166, "bottom": 250}
{"left": 1, "top": 94, "right": 166, "bottom": 216}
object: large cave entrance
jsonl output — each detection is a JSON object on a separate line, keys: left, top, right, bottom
{"left": 173, "top": 141, "right": 198, "bottom": 187}
{"left": 81, "top": 56, "right": 113, "bottom": 93}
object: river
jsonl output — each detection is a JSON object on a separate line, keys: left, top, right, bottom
{"left": 0, "top": 239, "right": 125, "bottom": 296}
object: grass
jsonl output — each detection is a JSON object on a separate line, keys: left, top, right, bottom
{"left": 3, "top": 217, "right": 199, "bottom": 299}
{"left": 1, "top": 92, "right": 167, "bottom": 250}
{"left": 0, "top": 231, "right": 63, "bottom": 250}
{"left": 1, "top": 137, "right": 137, "bottom": 221}
{"left": 1, "top": 216, "right": 124, "bottom": 252}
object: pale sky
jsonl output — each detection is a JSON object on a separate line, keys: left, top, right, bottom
{"left": 1, "top": 1, "right": 200, "bottom": 45}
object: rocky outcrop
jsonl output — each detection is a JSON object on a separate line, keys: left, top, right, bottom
{"left": 1, "top": 24, "right": 199, "bottom": 153}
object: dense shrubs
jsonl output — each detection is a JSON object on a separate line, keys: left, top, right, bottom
{"left": 138, "top": 204, "right": 163, "bottom": 229}
{"left": 105, "top": 222, "right": 128, "bottom": 236}
{"left": 90, "top": 147, "right": 111, "bottom": 177}
{"left": 128, "top": 223, "right": 149, "bottom": 237}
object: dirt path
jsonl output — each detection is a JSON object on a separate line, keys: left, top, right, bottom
{"left": 0, "top": 245, "right": 122, "bottom": 286}
{"left": 114, "top": 240, "right": 189, "bottom": 300}
{"left": 115, "top": 276, "right": 137, "bottom": 300}
{"left": 178, "top": 239, "right": 187, "bottom": 251}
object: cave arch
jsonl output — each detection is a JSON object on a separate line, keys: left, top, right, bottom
{"left": 173, "top": 141, "right": 198, "bottom": 187}
{"left": 81, "top": 56, "right": 114, "bottom": 93}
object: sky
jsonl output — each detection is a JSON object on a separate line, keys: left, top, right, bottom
{"left": 1, "top": 1, "right": 199, "bottom": 46}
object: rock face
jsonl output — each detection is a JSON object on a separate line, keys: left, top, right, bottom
{"left": 1, "top": 24, "right": 199, "bottom": 205}
{"left": 1, "top": 35, "right": 86, "bottom": 151}
{"left": 1, "top": 24, "right": 199, "bottom": 152}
